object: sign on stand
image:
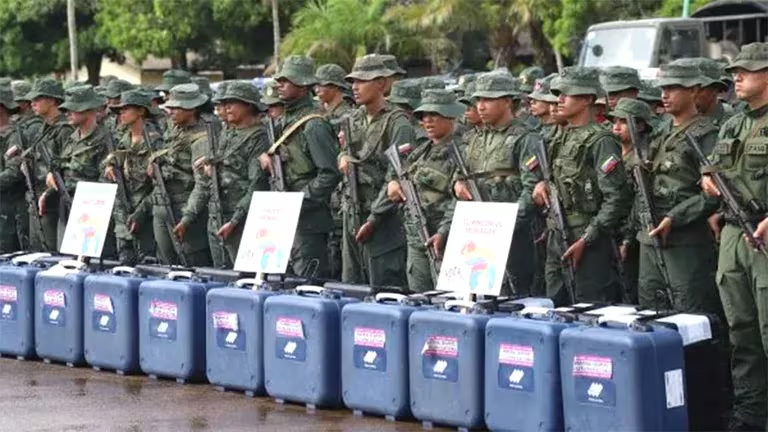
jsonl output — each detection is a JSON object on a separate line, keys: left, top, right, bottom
{"left": 436, "top": 201, "right": 518, "bottom": 298}
{"left": 234, "top": 191, "right": 304, "bottom": 274}
{"left": 59, "top": 182, "right": 117, "bottom": 258}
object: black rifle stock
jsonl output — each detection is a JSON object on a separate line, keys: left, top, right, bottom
{"left": 204, "top": 121, "right": 225, "bottom": 252}
{"left": 38, "top": 139, "right": 72, "bottom": 214}
{"left": 267, "top": 118, "right": 285, "bottom": 192}
{"left": 104, "top": 132, "right": 133, "bottom": 216}
{"left": 14, "top": 125, "right": 48, "bottom": 249}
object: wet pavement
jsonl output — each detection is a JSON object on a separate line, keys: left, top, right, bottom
{"left": 0, "top": 358, "right": 446, "bottom": 432}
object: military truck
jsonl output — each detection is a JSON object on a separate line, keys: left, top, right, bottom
{"left": 578, "top": 0, "right": 768, "bottom": 78}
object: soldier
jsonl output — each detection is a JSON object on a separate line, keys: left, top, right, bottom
{"left": 599, "top": 66, "right": 642, "bottom": 110}
{"left": 257, "top": 55, "right": 341, "bottom": 278}
{"left": 453, "top": 72, "right": 536, "bottom": 295}
{"left": 636, "top": 61, "right": 720, "bottom": 313}
{"left": 100, "top": 79, "right": 134, "bottom": 133}
{"left": 341, "top": 54, "right": 412, "bottom": 287}
{"left": 11, "top": 80, "right": 41, "bottom": 139}
{"left": 387, "top": 79, "right": 425, "bottom": 149}
{"left": 593, "top": 88, "right": 612, "bottom": 129}
{"left": 155, "top": 69, "right": 192, "bottom": 103}
{"left": 527, "top": 74, "right": 560, "bottom": 138}
{"left": 454, "top": 73, "right": 478, "bottom": 98}
{"left": 518, "top": 66, "right": 545, "bottom": 128}
{"left": 386, "top": 89, "right": 461, "bottom": 291}
{"left": 0, "top": 84, "right": 24, "bottom": 252}
{"left": 379, "top": 54, "right": 407, "bottom": 96}
{"left": 315, "top": 64, "right": 355, "bottom": 121}
{"left": 700, "top": 42, "right": 768, "bottom": 431}
{"left": 211, "top": 80, "right": 232, "bottom": 123}
{"left": 191, "top": 76, "right": 220, "bottom": 128}
{"left": 203, "top": 82, "right": 269, "bottom": 268}
{"left": 525, "top": 66, "right": 632, "bottom": 305}
{"left": 141, "top": 85, "right": 168, "bottom": 134}
{"left": 262, "top": 81, "right": 285, "bottom": 120}
{"left": 104, "top": 90, "right": 160, "bottom": 264}
{"left": 690, "top": 57, "right": 734, "bottom": 128}
{"left": 419, "top": 76, "right": 446, "bottom": 91}
{"left": 149, "top": 84, "right": 212, "bottom": 266}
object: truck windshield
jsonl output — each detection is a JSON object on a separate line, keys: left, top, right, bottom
{"left": 581, "top": 26, "right": 657, "bottom": 69}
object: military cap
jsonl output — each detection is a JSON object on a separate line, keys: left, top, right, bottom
{"left": 211, "top": 80, "right": 232, "bottom": 104}
{"left": 101, "top": 79, "right": 135, "bottom": 99}
{"left": 110, "top": 89, "right": 152, "bottom": 112}
{"left": 191, "top": 76, "right": 213, "bottom": 97}
{"left": 59, "top": 85, "right": 106, "bottom": 113}
{"left": 518, "top": 66, "right": 545, "bottom": 93}
{"left": 638, "top": 80, "right": 662, "bottom": 103}
{"left": 458, "top": 82, "right": 477, "bottom": 106}
{"left": 273, "top": 55, "right": 318, "bottom": 87}
{"left": 379, "top": 54, "right": 407, "bottom": 76}
{"left": 690, "top": 58, "right": 729, "bottom": 89}
{"left": 64, "top": 80, "right": 87, "bottom": 90}
{"left": 140, "top": 84, "right": 164, "bottom": 101}
{"left": 218, "top": 81, "right": 266, "bottom": 111}
{"left": 414, "top": 89, "right": 464, "bottom": 119}
{"left": 261, "top": 81, "right": 282, "bottom": 106}
{"left": 101, "top": 75, "right": 118, "bottom": 85}
{"left": 606, "top": 97, "right": 653, "bottom": 127}
{"left": 387, "top": 79, "right": 422, "bottom": 109}
{"left": 551, "top": 67, "right": 601, "bottom": 97}
{"left": 528, "top": 73, "right": 559, "bottom": 103}
{"left": 11, "top": 80, "right": 31, "bottom": 102}
{"left": 472, "top": 71, "right": 521, "bottom": 99}
{"left": 345, "top": 55, "right": 395, "bottom": 82}
{"left": 0, "top": 85, "right": 18, "bottom": 112}
{"left": 25, "top": 77, "right": 65, "bottom": 101}
{"left": 455, "top": 73, "right": 478, "bottom": 95}
{"left": 655, "top": 60, "right": 705, "bottom": 88}
{"left": 156, "top": 69, "right": 192, "bottom": 92}
{"left": 315, "top": 64, "right": 350, "bottom": 90}
{"left": 420, "top": 76, "right": 446, "bottom": 91}
{"left": 726, "top": 42, "right": 768, "bottom": 72}
{"left": 600, "top": 66, "right": 641, "bottom": 93}
{"left": 163, "top": 83, "right": 209, "bottom": 110}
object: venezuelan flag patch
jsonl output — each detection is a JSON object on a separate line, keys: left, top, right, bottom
{"left": 525, "top": 154, "right": 539, "bottom": 170}
{"left": 600, "top": 155, "right": 619, "bottom": 174}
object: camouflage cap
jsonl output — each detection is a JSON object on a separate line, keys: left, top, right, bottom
{"left": 315, "top": 64, "right": 350, "bottom": 90}
{"left": 192, "top": 76, "right": 213, "bottom": 97}
{"left": 518, "top": 66, "right": 545, "bottom": 93}
{"left": 420, "top": 76, "right": 446, "bottom": 91}
{"left": 0, "top": 84, "right": 18, "bottom": 112}
{"left": 345, "top": 54, "right": 395, "bottom": 82}
{"left": 655, "top": 60, "right": 704, "bottom": 88}
{"left": 163, "top": 83, "right": 209, "bottom": 110}
{"left": 59, "top": 85, "right": 106, "bottom": 113}
{"left": 379, "top": 54, "right": 406, "bottom": 76}
{"left": 110, "top": 89, "right": 152, "bottom": 112}
{"left": 0, "top": 78, "right": 10, "bottom": 89}
{"left": 139, "top": 84, "right": 163, "bottom": 101}
{"left": 458, "top": 81, "right": 477, "bottom": 106}
{"left": 261, "top": 81, "right": 282, "bottom": 106}
{"left": 472, "top": 71, "right": 521, "bottom": 99}
{"left": 600, "top": 66, "right": 641, "bottom": 93}
{"left": 606, "top": 97, "right": 653, "bottom": 127}
{"left": 726, "top": 42, "right": 768, "bottom": 72}
{"left": 386, "top": 78, "right": 421, "bottom": 109}
{"left": 690, "top": 58, "right": 729, "bottom": 89}
{"left": 11, "top": 80, "right": 31, "bottom": 102}
{"left": 219, "top": 81, "right": 266, "bottom": 111}
{"left": 414, "top": 89, "right": 464, "bottom": 119}
{"left": 64, "top": 80, "right": 87, "bottom": 90}
{"left": 274, "top": 55, "right": 318, "bottom": 87}
{"left": 528, "top": 73, "right": 559, "bottom": 103}
{"left": 101, "top": 79, "right": 135, "bottom": 99}
{"left": 156, "top": 69, "right": 192, "bottom": 92}
{"left": 551, "top": 67, "right": 601, "bottom": 97}
{"left": 25, "top": 77, "right": 65, "bottom": 101}
{"left": 455, "top": 73, "right": 478, "bottom": 96}
{"left": 101, "top": 75, "right": 118, "bottom": 85}
{"left": 638, "top": 80, "right": 662, "bottom": 103}
{"left": 211, "top": 80, "right": 232, "bottom": 104}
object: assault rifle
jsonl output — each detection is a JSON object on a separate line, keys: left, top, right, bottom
{"left": 266, "top": 118, "right": 285, "bottom": 192}
{"left": 104, "top": 131, "right": 133, "bottom": 217}
{"left": 14, "top": 125, "right": 48, "bottom": 249}
{"left": 384, "top": 144, "right": 440, "bottom": 283}
{"left": 204, "top": 121, "right": 225, "bottom": 252}
{"left": 38, "top": 138, "right": 72, "bottom": 214}
{"left": 340, "top": 116, "right": 368, "bottom": 278}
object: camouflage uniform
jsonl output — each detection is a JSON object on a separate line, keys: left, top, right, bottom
{"left": 419, "top": 76, "right": 445, "bottom": 91}
{"left": 11, "top": 81, "right": 42, "bottom": 144}
{"left": 599, "top": 66, "right": 641, "bottom": 105}
{"left": 691, "top": 57, "right": 735, "bottom": 129}
{"left": 387, "top": 79, "right": 426, "bottom": 148}
{"left": 156, "top": 70, "right": 192, "bottom": 138}
{"left": 316, "top": 64, "right": 355, "bottom": 122}
{"left": 100, "top": 79, "right": 134, "bottom": 134}
{"left": 517, "top": 66, "right": 545, "bottom": 130}
{"left": 0, "top": 84, "right": 24, "bottom": 252}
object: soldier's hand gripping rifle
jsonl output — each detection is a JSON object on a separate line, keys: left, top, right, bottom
{"left": 628, "top": 117, "right": 675, "bottom": 306}
{"left": 104, "top": 131, "right": 134, "bottom": 217}
{"left": 14, "top": 125, "right": 48, "bottom": 249}
{"left": 535, "top": 136, "right": 577, "bottom": 304}
{"left": 266, "top": 118, "right": 285, "bottom": 192}
{"left": 385, "top": 144, "right": 440, "bottom": 283}
{"left": 685, "top": 131, "right": 768, "bottom": 257}
{"left": 341, "top": 117, "right": 364, "bottom": 233}
{"left": 37, "top": 139, "right": 72, "bottom": 214}
{"left": 204, "top": 121, "right": 225, "bottom": 251}
{"left": 144, "top": 126, "right": 188, "bottom": 267}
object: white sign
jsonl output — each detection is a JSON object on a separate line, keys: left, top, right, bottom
{"left": 60, "top": 182, "right": 117, "bottom": 258}
{"left": 234, "top": 191, "right": 304, "bottom": 273}
{"left": 436, "top": 201, "right": 518, "bottom": 297}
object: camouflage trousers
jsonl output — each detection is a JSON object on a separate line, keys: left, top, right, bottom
{"left": 152, "top": 204, "right": 211, "bottom": 267}
{"left": 207, "top": 214, "right": 244, "bottom": 269}
{"left": 289, "top": 231, "right": 329, "bottom": 279}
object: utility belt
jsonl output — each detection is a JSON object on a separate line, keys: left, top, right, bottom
{"left": 465, "top": 169, "right": 517, "bottom": 181}
{"left": 545, "top": 212, "right": 591, "bottom": 231}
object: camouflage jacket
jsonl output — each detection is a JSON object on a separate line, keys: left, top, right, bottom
{"left": 56, "top": 124, "right": 111, "bottom": 197}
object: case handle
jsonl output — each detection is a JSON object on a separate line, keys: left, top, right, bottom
{"left": 519, "top": 306, "right": 553, "bottom": 318}
{"left": 235, "top": 278, "right": 261, "bottom": 289}
{"left": 111, "top": 266, "right": 137, "bottom": 276}
{"left": 166, "top": 271, "right": 194, "bottom": 281}
{"left": 374, "top": 292, "right": 408, "bottom": 304}
{"left": 295, "top": 285, "right": 325, "bottom": 296}
{"left": 11, "top": 252, "right": 52, "bottom": 266}
{"left": 443, "top": 299, "right": 476, "bottom": 311}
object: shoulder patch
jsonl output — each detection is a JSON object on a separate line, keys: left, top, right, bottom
{"left": 524, "top": 154, "right": 539, "bottom": 171}
{"left": 600, "top": 154, "right": 620, "bottom": 174}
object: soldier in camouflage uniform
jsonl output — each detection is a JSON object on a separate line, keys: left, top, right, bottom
{"left": 458, "top": 81, "right": 482, "bottom": 143}
{"left": 379, "top": 54, "right": 406, "bottom": 97}
{"left": 340, "top": 55, "right": 413, "bottom": 287}
{"left": 518, "top": 66, "right": 545, "bottom": 129}
{"left": 599, "top": 66, "right": 641, "bottom": 110}
{"left": 386, "top": 89, "right": 460, "bottom": 291}
{"left": 104, "top": 90, "right": 160, "bottom": 264}
{"left": 0, "top": 84, "right": 24, "bottom": 252}
{"left": 212, "top": 80, "right": 232, "bottom": 123}
{"left": 11, "top": 81, "right": 41, "bottom": 140}
{"left": 453, "top": 72, "right": 536, "bottom": 295}
{"left": 689, "top": 58, "right": 735, "bottom": 128}
{"left": 419, "top": 76, "right": 446, "bottom": 91}
{"left": 203, "top": 82, "right": 269, "bottom": 268}
{"left": 387, "top": 79, "right": 426, "bottom": 149}
{"left": 256, "top": 56, "right": 341, "bottom": 278}
{"left": 637, "top": 61, "right": 720, "bottom": 313}
{"left": 100, "top": 79, "right": 134, "bottom": 133}
{"left": 149, "top": 84, "right": 212, "bottom": 266}
{"left": 156, "top": 70, "right": 192, "bottom": 102}
{"left": 701, "top": 42, "right": 768, "bottom": 432}
{"left": 262, "top": 81, "right": 285, "bottom": 120}
{"left": 454, "top": 73, "right": 478, "bottom": 98}
{"left": 315, "top": 64, "right": 355, "bottom": 122}
{"left": 527, "top": 74, "right": 560, "bottom": 138}
{"left": 525, "top": 67, "right": 633, "bottom": 305}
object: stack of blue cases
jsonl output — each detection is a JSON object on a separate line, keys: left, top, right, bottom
{"left": 34, "top": 260, "right": 91, "bottom": 366}
{"left": 0, "top": 253, "right": 61, "bottom": 359}
{"left": 83, "top": 266, "right": 147, "bottom": 374}
{"left": 138, "top": 271, "right": 224, "bottom": 382}
{"left": 206, "top": 278, "right": 280, "bottom": 396}
{"left": 263, "top": 285, "right": 359, "bottom": 409}
{"left": 341, "top": 292, "right": 424, "bottom": 420}
{"left": 560, "top": 315, "right": 688, "bottom": 431}
{"left": 485, "top": 306, "right": 574, "bottom": 431}
{"left": 409, "top": 299, "right": 491, "bottom": 430}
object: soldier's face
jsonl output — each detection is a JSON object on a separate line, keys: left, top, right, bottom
{"left": 421, "top": 113, "right": 453, "bottom": 141}
{"left": 557, "top": 94, "right": 591, "bottom": 119}
{"left": 276, "top": 79, "right": 304, "bottom": 101}
{"left": 464, "top": 105, "right": 482, "bottom": 126}
{"left": 168, "top": 107, "right": 196, "bottom": 126}
{"left": 107, "top": 97, "right": 121, "bottom": 107}
{"left": 351, "top": 79, "right": 386, "bottom": 105}
{"left": 224, "top": 100, "right": 252, "bottom": 124}
{"left": 607, "top": 89, "right": 639, "bottom": 110}
{"left": 612, "top": 118, "right": 631, "bottom": 144}
{"left": 314, "top": 84, "right": 339, "bottom": 103}
{"left": 67, "top": 110, "right": 95, "bottom": 127}
{"left": 118, "top": 106, "right": 143, "bottom": 126}
{"left": 695, "top": 86, "right": 720, "bottom": 112}
{"left": 268, "top": 105, "right": 284, "bottom": 119}
{"left": 733, "top": 69, "right": 768, "bottom": 101}
{"left": 31, "top": 97, "right": 57, "bottom": 117}
{"left": 529, "top": 99, "right": 550, "bottom": 117}
{"left": 476, "top": 97, "right": 512, "bottom": 125}
{"left": 661, "top": 86, "right": 698, "bottom": 116}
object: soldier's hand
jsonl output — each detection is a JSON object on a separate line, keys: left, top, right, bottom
{"left": 649, "top": 217, "right": 673, "bottom": 245}
{"left": 217, "top": 222, "right": 236, "bottom": 240}
{"left": 708, "top": 213, "right": 722, "bottom": 243}
{"left": 146, "top": 164, "right": 154, "bottom": 178}
{"left": 532, "top": 181, "right": 550, "bottom": 207}
{"left": 562, "top": 237, "right": 586, "bottom": 268}
{"left": 751, "top": 217, "right": 768, "bottom": 246}
{"left": 387, "top": 180, "right": 407, "bottom": 202}
{"left": 453, "top": 181, "right": 473, "bottom": 201}
{"left": 129, "top": 219, "right": 139, "bottom": 234}
{"left": 104, "top": 166, "right": 116, "bottom": 182}
{"left": 38, "top": 193, "right": 46, "bottom": 216}
{"left": 701, "top": 175, "right": 721, "bottom": 197}
{"left": 203, "top": 164, "right": 213, "bottom": 178}
{"left": 619, "top": 242, "right": 629, "bottom": 262}
{"left": 46, "top": 173, "right": 57, "bottom": 190}
{"left": 258, "top": 153, "right": 272, "bottom": 174}
{"left": 426, "top": 233, "right": 445, "bottom": 258}
{"left": 338, "top": 155, "right": 351, "bottom": 175}
{"left": 5, "top": 145, "right": 18, "bottom": 158}
{"left": 355, "top": 221, "right": 374, "bottom": 243}
{"left": 173, "top": 222, "right": 187, "bottom": 240}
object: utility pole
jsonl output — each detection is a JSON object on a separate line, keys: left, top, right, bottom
{"left": 682, "top": 0, "right": 691, "bottom": 17}
{"left": 67, "top": 0, "right": 79, "bottom": 80}
{"left": 272, "top": 0, "right": 281, "bottom": 71}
